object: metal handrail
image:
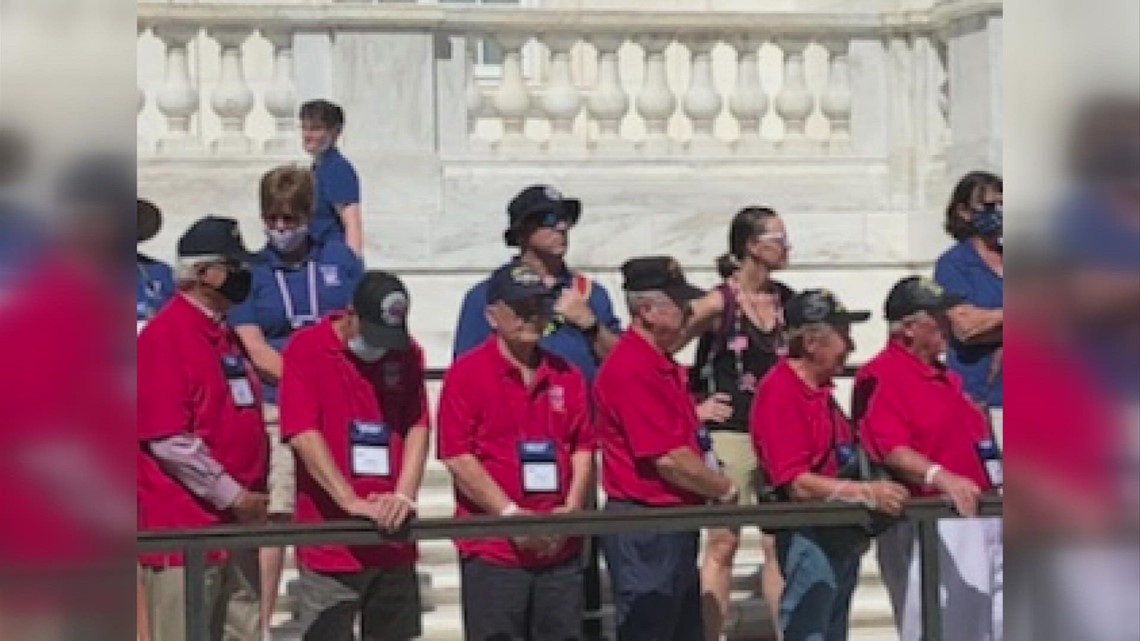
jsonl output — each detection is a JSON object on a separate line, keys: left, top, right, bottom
{"left": 139, "top": 495, "right": 1002, "bottom": 641}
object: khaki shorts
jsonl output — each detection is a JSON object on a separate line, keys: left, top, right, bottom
{"left": 264, "top": 404, "right": 296, "bottom": 516}
{"left": 141, "top": 549, "right": 260, "bottom": 641}
{"left": 711, "top": 431, "right": 765, "bottom": 507}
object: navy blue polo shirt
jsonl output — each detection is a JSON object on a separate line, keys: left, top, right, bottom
{"left": 311, "top": 147, "right": 360, "bottom": 245}
{"left": 934, "top": 241, "right": 1003, "bottom": 407}
{"left": 452, "top": 260, "right": 622, "bottom": 383}
{"left": 229, "top": 238, "right": 363, "bottom": 402}
{"left": 137, "top": 253, "right": 176, "bottom": 324}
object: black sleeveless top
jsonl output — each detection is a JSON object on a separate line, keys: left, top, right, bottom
{"left": 690, "top": 281, "right": 795, "bottom": 433}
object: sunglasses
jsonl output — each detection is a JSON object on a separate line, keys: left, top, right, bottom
{"left": 504, "top": 296, "right": 550, "bottom": 320}
{"left": 531, "top": 211, "right": 574, "bottom": 229}
{"left": 757, "top": 232, "right": 791, "bottom": 248}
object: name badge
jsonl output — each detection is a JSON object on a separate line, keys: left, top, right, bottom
{"left": 697, "top": 426, "right": 720, "bottom": 472}
{"left": 221, "top": 355, "right": 255, "bottom": 407}
{"left": 320, "top": 264, "right": 341, "bottom": 287}
{"left": 519, "top": 440, "right": 559, "bottom": 494}
{"left": 351, "top": 420, "right": 391, "bottom": 477}
{"left": 976, "top": 439, "right": 1003, "bottom": 488}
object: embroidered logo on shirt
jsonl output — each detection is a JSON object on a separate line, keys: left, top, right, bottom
{"left": 320, "top": 264, "right": 341, "bottom": 287}
{"left": 549, "top": 385, "right": 566, "bottom": 413}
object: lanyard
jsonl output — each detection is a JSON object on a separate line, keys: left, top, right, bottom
{"left": 137, "top": 264, "right": 162, "bottom": 301}
{"left": 274, "top": 261, "right": 319, "bottom": 327}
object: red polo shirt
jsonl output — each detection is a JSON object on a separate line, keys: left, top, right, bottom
{"left": 437, "top": 337, "right": 593, "bottom": 568}
{"left": 595, "top": 329, "right": 704, "bottom": 507}
{"left": 137, "top": 294, "right": 269, "bottom": 568}
{"left": 280, "top": 314, "right": 430, "bottom": 572}
{"left": 750, "top": 358, "right": 854, "bottom": 489}
{"left": 853, "top": 341, "right": 992, "bottom": 496}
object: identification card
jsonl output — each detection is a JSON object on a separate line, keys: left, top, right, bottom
{"left": 351, "top": 420, "right": 391, "bottom": 477}
{"left": 976, "top": 439, "right": 1003, "bottom": 488}
{"left": 519, "top": 440, "right": 559, "bottom": 494}
{"left": 697, "top": 426, "right": 720, "bottom": 472}
{"left": 221, "top": 355, "right": 255, "bottom": 407}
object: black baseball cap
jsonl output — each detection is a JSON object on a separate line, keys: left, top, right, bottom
{"left": 784, "top": 289, "right": 871, "bottom": 329}
{"left": 884, "top": 276, "right": 965, "bottom": 321}
{"left": 177, "top": 216, "right": 253, "bottom": 262}
{"left": 621, "top": 256, "right": 705, "bottom": 306}
{"left": 504, "top": 184, "right": 581, "bottom": 246}
{"left": 487, "top": 261, "right": 553, "bottom": 304}
{"left": 353, "top": 271, "right": 412, "bottom": 350}
{"left": 138, "top": 199, "right": 162, "bottom": 243}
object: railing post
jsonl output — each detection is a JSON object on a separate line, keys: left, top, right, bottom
{"left": 184, "top": 547, "right": 210, "bottom": 641}
{"left": 918, "top": 519, "right": 943, "bottom": 641}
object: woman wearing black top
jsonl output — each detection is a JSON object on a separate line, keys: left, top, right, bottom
{"left": 687, "top": 206, "right": 794, "bottom": 641}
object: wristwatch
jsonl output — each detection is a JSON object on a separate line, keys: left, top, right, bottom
{"left": 580, "top": 320, "right": 601, "bottom": 338}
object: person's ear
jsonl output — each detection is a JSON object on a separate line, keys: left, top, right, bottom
{"left": 484, "top": 305, "right": 499, "bottom": 330}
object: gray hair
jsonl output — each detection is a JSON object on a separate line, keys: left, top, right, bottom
{"left": 887, "top": 311, "right": 928, "bottom": 337}
{"left": 174, "top": 254, "right": 224, "bottom": 289}
{"left": 785, "top": 322, "right": 834, "bottom": 358}
{"left": 625, "top": 290, "right": 670, "bottom": 317}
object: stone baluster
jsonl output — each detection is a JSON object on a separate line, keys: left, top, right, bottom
{"left": 541, "top": 33, "right": 585, "bottom": 154}
{"left": 155, "top": 25, "right": 202, "bottom": 154}
{"left": 820, "top": 38, "right": 853, "bottom": 153}
{"left": 208, "top": 27, "right": 255, "bottom": 154}
{"left": 682, "top": 37, "right": 726, "bottom": 154}
{"left": 587, "top": 34, "right": 633, "bottom": 154}
{"left": 137, "top": 26, "right": 151, "bottom": 154}
{"left": 729, "top": 35, "right": 770, "bottom": 154}
{"left": 774, "top": 39, "right": 815, "bottom": 153}
{"left": 492, "top": 33, "right": 536, "bottom": 153}
{"left": 636, "top": 34, "right": 676, "bottom": 155}
{"left": 262, "top": 29, "right": 298, "bottom": 155}
{"left": 464, "top": 36, "right": 492, "bottom": 153}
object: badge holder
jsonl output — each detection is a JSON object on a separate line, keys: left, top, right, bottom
{"left": 976, "top": 438, "right": 1003, "bottom": 490}
{"left": 519, "top": 440, "right": 560, "bottom": 494}
{"left": 221, "top": 354, "right": 255, "bottom": 407}
{"left": 697, "top": 426, "right": 720, "bottom": 472}
{"left": 351, "top": 420, "right": 391, "bottom": 477}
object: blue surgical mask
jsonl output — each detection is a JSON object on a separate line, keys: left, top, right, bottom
{"left": 267, "top": 226, "right": 309, "bottom": 254}
{"left": 348, "top": 335, "right": 387, "bottom": 363}
{"left": 972, "top": 204, "right": 1003, "bottom": 243}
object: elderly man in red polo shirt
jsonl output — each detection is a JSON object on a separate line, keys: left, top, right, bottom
{"left": 137, "top": 216, "right": 269, "bottom": 641}
{"left": 438, "top": 261, "right": 596, "bottom": 641}
{"left": 854, "top": 276, "right": 1003, "bottom": 641}
{"left": 750, "top": 289, "right": 909, "bottom": 641}
{"left": 280, "top": 271, "right": 431, "bottom": 641}
{"left": 595, "top": 256, "right": 739, "bottom": 641}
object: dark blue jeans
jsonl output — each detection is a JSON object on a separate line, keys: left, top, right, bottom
{"left": 601, "top": 502, "right": 703, "bottom": 641}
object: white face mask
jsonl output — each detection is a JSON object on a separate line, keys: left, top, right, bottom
{"left": 267, "top": 225, "right": 309, "bottom": 254}
{"left": 348, "top": 335, "right": 387, "bottom": 363}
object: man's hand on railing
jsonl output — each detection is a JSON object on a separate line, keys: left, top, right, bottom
{"left": 862, "top": 481, "right": 910, "bottom": 517}
{"left": 232, "top": 489, "right": 269, "bottom": 524}
{"left": 932, "top": 470, "right": 982, "bottom": 517}
{"left": 367, "top": 492, "right": 417, "bottom": 533}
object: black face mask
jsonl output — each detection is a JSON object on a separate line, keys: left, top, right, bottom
{"left": 214, "top": 267, "right": 252, "bottom": 304}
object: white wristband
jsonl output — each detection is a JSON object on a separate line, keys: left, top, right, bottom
{"left": 394, "top": 492, "right": 418, "bottom": 512}
{"left": 924, "top": 464, "right": 944, "bottom": 487}
{"left": 500, "top": 502, "right": 521, "bottom": 517}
